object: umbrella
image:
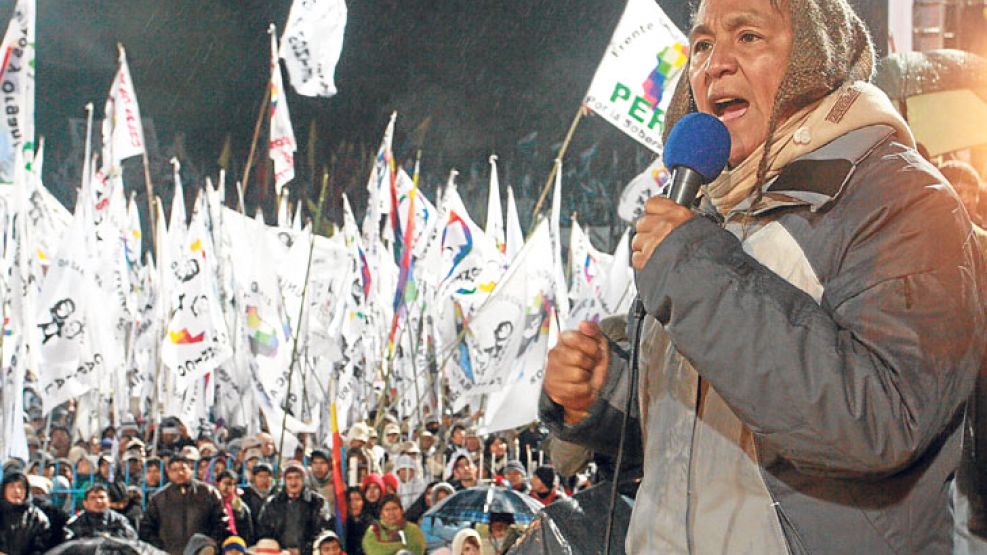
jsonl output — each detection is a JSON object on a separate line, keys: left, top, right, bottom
{"left": 44, "top": 537, "right": 168, "bottom": 555}
{"left": 875, "top": 49, "right": 987, "bottom": 156}
{"left": 507, "top": 482, "right": 633, "bottom": 555}
{"left": 423, "top": 485, "right": 544, "bottom": 525}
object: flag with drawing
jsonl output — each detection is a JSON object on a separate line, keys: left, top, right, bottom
{"left": 583, "top": 0, "right": 687, "bottom": 153}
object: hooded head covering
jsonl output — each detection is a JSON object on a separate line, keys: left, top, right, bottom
{"left": 1, "top": 470, "right": 30, "bottom": 504}
{"left": 430, "top": 482, "right": 456, "bottom": 506}
{"left": 451, "top": 528, "right": 482, "bottom": 555}
{"left": 664, "top": 0, "right": 875, "bottom": 191}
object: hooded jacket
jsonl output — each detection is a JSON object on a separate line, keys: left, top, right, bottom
{"left": 544, "top": 122, "right": 986, "bottom": 553}
{"left": 0, "top": 471, "right": 51, "bottom": 555}
{"left": 65, "top": 507, "right": 138, "bottom": 540}
{"left": 139, "top": 478, "right": 230, "bottom": 554}
{"left": 256, "top": 484, "right": 334, "bottom": 555}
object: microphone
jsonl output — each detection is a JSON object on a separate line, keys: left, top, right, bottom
{"left": 662, "top": 112, "right": 732, "bottom": 206}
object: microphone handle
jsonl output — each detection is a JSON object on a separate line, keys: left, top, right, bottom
{"left": 668, "top": 166, "right": 705, "bottom": 207}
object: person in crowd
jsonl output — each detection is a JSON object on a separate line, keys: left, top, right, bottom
{"left": 403, "top": 481, "right": 438, "bottom": 524}
{"left": 939, "top": 159, "right": 987, "bottom": 262}
{"left": 220, "top": 535, "right": 248, "bottom": 555}
{"left": 361, "top": 494, "right": 426, "bottom": 555}
{"left": 139, "top": 454, "right": 230, "bottom": 553}
{"left": 144, "top": 456, "right": 164, "bottom": 490}
{"left": 72, "top": 455, "right": 98, "bottom": 511}
{"left": 482, "top": 436, "right": 508, "bottom": 479}
{"left": 443, "top": 425, "right": 466, "bottom": 459}
{"left": 419, "top": 483, "right": 464, "bottom": 552}
{"left": 499, "top": 461, "right": 529, "bottom": 495}
{"left": 307, "top": 448, "right": 335, "bottom": 515}
{"left": 122, "top": 450, "right": 145, "bottom": 485}
{"left": 347, "top": 423, "right": 377, "bottom": 484}
{"left": 0, "top": 470, "right": 51, "bottom": 555}
{"left": 393, "top": 456, "right": 426, "bottom": 511}
{"left": 528, "top": 465, "right": 564, "bottom": 506}
{"left": 345, "top": 486, "right": 372, "bottom": 555}
{"left": 242, "top": 461, "right": 276, "bottom": 531}
{"left": 183, "top": 532, "right": 219, "bottom": 555}
{"left": 217, "top": 470, "right": 255, "bottom": 545}
{"left": 366, "top": 428, "right": 386, "bottom": 472}
{"left": 257, "top": 432, "right": 278, "bottom": 467}
{"left": 541, "top": 0, "right": 987, "bottom": 552}
{"left": 256, "top": 461, "right": 334, "bottom": 555}
{"left": 360, "top": 473, "right": 386, "bottom": 519}
{"left": 478, "top": 513, "right": 521, "bottom": 555}
{"left": 381, "top": 423, "right": 403, "bottom": 460}
{"left": 447, "top": 454, "right": 477, "bottom": 491}
{"left": 450, "top": 528, "right": 482, "bottom": 555}
{"left": 28, "top": 474, "right": 68, "bottom": 546}
{"left": 381, "top": 473, "right": 399, "bottom": 497}
{"left": 312, "top": 530, "right": 345, "bottom": 555}
{"left": 65, "top": 484, "right": 138, "bottom": 540}
{"left": 48, "top": 426, "right": 71, "bottom": 459}
{"left": 416, "top": 431, "right": 444, "bottom": 483}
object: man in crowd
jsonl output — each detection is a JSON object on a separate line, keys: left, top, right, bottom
{"left": 65, "top": 484, "right": 137, "bottom": 540}
{"left": 257, "top": 461, "right": 334, "bottom": 555}
{"left": 939, "top": 160, "right": 987, "bottom": 260}
{"left": 0, "top": 470, "right": 51, "bottom": 555}
{"left": 501, "top": 461, "right": 529, "bottom": 495}
{"left": 306, "top": 448, "right": 335, "bottom": 515}
{"left": 140, "top": 454, "right": 229, "bottom": 552}
{"left": 241, "top": 461, "right": 275, "bottom": 531}
{"left": 28, "top": 475, "right": 69, "bottom": 546}
{"left": 542, "top": 0, "right": 986, "bottom": 552}
{"left": 448, "top": 454, "right": 477, "bottom": 491}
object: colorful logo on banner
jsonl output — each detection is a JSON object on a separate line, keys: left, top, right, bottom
{"left": 642, "top": 43, "right": 688, "bottom": 109}
{"left": 170, "top": 328, "right": 205, "bottom": 345}
{"left": 246, "top": 306, "right": 280, "bottom": 357}
{"left": 442, "top": 212, "right": 473, "bottom": 280}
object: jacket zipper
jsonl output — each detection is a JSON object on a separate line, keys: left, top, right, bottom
{"left": 686, "top": 375, "right": 703, "bottom": 554}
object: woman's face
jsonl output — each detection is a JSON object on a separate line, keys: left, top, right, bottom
{"left": 462, "top": 540, "right": 481, "bottom": 555}
{"left": 365, "top": 483, "right": 382, "bottom": 502}
{"left": 380, "top": 500, "right": 403, "bottom": 528}
{"left": 348, "top": 492, "right": 364, "bottom": 516}
{"left": 218, "top": 477, "right": 236, "bottom": 498}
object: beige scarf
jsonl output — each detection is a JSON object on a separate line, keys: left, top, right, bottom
{"left": 706, "top": 81, "right": 915, "bottom": 215}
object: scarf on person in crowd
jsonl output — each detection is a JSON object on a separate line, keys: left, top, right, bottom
{"left": 705, "top": 81, "right": 914, "bottom": 214}
{"left": 370, "top": 519, "right": 408, "bottom": 544}
{"left": 223, "top": 494, "right": 240, "bottom": 536}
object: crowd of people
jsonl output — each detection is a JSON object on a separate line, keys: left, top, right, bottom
{"left": 0, "top": 408, "right": 587, "bottom": 555}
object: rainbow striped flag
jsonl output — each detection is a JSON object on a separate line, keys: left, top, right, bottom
{"left": 642, "top": 43, "right": 688, "bottom": 109}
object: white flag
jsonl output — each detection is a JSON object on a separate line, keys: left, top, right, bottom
{"left": 583, "top": 0, "right": 687, "bottom": 153}
{"left": 280, "top": 0, "right": 347, "bottom": 98}
{"left": 618, "top": 156, "right": 669, "bottom": 223}
{"left": 567, "top": 218, "right": 615, "bottom": 327}
{"left": 269, "top": 25, "right": 297, "bottom": 196}
{"left": 485, "top": 155, "right": 505, "bottom": 254}
{"left": 504, "top": 185, "right": 523, "bottom": 261}
{"left": 101, "top": 46, "right": 146, "bottom": 166}
{"left": 0, "top": 0, "right": 35, "bottom": 182}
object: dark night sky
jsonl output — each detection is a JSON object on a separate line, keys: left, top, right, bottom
{"left": 0, "top": 1, "right": 885, "bottom": 215}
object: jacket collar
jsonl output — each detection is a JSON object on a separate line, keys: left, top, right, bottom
{"left": 725, "top": 124, "right": 897, "bottom": 218}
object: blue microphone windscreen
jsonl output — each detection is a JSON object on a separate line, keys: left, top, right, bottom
{"left": 663, "top": 113, "right": 732, "bottom": 182}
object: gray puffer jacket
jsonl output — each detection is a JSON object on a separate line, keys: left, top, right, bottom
{"left": 542, "top": 124, "right": 987, "bottom": 554}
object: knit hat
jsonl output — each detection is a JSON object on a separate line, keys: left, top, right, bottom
{"left": 251, "top": 462, "right": 273, "bottom": 476}
{"left": 533, "top": 465, "right": 558, "bottom": 489}
{"left": 361, "top": 472, "right": 386, "bottom": 494}
{"left": 309, "top": 449, "right": 331, "bottom": 463}
{"left": 281, "top": 461, "right": 306, "bottom": 478}
{"left": 663, "top": 0, "right": 875, "bottom": 189}
{"left": 382, "top": 472, "right": 400, "bottom": 492}
{"left": 502, "top": 460, "right": 526, "bottom": 476}
{"left": 222, "top": 536, "right": 248, "bottom": 554}
{"left": 430, "top": 482, "right": 456, "bottom": 506}
{"left": 311, "top": 530, "right": 340, "bottom": 551}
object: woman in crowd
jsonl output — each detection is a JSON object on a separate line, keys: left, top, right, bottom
{"left": 451, "top": 528, "right": 482, "bottom": 555}
{"left": 362, "top": 494, "right": 426, "bottom": 555}
{"left": 360, "top": 473, "right": 386, "bottom": 519}
{"left": 345, "top": 486, "right": 372, "bottom": 555}
{"left": 216, "top": 470, "right": 254, "bottom": 545}
{"left": 420, "top": 482, "right": 466, "bottom": 552}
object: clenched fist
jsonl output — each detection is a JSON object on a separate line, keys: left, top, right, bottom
{"left": 631, "top": 195, "right": 694, "bottom": 270}
{"left": 544, "top": 321, "right": 610, "bottom": 424}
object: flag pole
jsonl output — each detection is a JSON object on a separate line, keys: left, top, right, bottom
{"left": 276, "top": 170, "right": 329, "bottom": 471}
{"left": 242, "top": 82, "right": 271, "bottom": 200}
{"left": 530, "top": 107, "right": 585, "bottom": 219}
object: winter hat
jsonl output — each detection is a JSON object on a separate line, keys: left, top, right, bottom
{"left": 251, "top": 462, "right": 273, "bottom": 476}
{"left": 222, "top": 536, "right": 248, "bottom": 554}
{"left": 430, "top": 482, "right": 456, "bottom": 506}
{"left": 502, "top": 460, "right": 526, "bottom": 476}
{"left": 311, "top": 530, "right": 341, "bottom": 551}
{"left": 451, "top": 528, "right": 483, "bottom": 555}
{"left": 1, "top": 470, "right": 29, "bottom": 501}
{"left": 533, "top": 465, "right": 558, "bottom": 489}
{"left": 27, "top": 475, "right": 52, "bottom": 495}
{"left": 663, "top": 0, "right": 875, "bottom": 193}
{"left": 361, "top": 472, "right": 386, "bottom": 494}
{"left": 347, "top": 422, "right": 370, "bottom": 443}
{"left": 382, "top": 472, "right": 400, "bottom": 493}
{"left": 309, "top": 449, "right": 331, "bottom": 463}
{"left": 281, "top": 461, "right": 306, "bottom": 479}
{"left": 394, "top": 455, "right": 417, "bottom": 472}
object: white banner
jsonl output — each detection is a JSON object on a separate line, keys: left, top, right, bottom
{"left": 0, "top": 0, "right": 34, "bottom": 183}
{"left": 280, "top": 0, "right": 347, "bottom": 98}
{"left": 269, "top": 26, "right": 297, "bottom": 196}
{"left": 102, "top": 47, "right": 146, "bottom": 166}
{"left": 583, "top": 0, "right": 687, "bottom": 153}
